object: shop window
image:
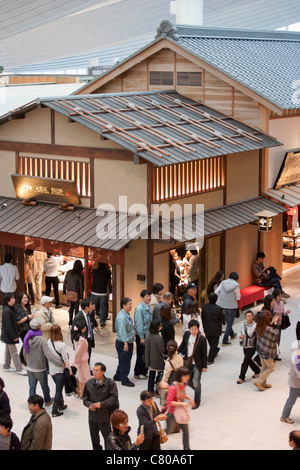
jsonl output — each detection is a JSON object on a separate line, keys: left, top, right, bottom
{"left": 149, "top": 71, "right": 174, "bottom": 86}
{"left": 177, "top": 72, "right": 202, "bottom": 87}
{"left": 153, "top": 157, "right": 225, "bottom": 202}
{"left": 17, "top": 155, "right": 91, "bottom": 198}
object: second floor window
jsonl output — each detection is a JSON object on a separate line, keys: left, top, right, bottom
{"left": 17, "top": 155, "right": 91, "bottom": 198}
{"left": 149, "top": 71, "right": 174, "bottom": 86}
{"left": 153, "top": 157, "right": 225, "bottom": 202}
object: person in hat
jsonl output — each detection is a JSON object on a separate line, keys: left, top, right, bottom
{"left": 34, "top": 296, "right": 57, "bottom": 341}
{"left": 181, "top": 282, "right": 198, "bottom": 316}
{"left": 23, "top": 318, "right": 63, "bottom": 406}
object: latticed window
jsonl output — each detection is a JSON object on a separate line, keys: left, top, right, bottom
{"left": 153, "top": 157, "right": 225, "bottom": 202}
{"left": 17, "top": 155, "right": 91, "bottom": 198}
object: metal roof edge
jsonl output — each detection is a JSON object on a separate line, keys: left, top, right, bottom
{"left": 155, "top": 19, "right": 300, "bottom": 42}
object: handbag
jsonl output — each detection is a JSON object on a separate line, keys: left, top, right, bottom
{"left": 173, "top": 383, "right": 190, "bottom": 424}
{"left": 281, "top": 314, "right": 291, "bottom": 330}
{"left": 66, "top": 290, "right": 79, "bottom": 302}
{"left": 153, "top": 401, "right": 168, "bottom": 444}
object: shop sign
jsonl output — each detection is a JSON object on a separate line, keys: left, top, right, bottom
{"left": 11, "top": 174, "right": 81, "bottom": 205}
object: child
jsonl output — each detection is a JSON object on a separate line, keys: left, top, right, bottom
{"left": 0, "top": 416, "right": 21, "bottom": 450}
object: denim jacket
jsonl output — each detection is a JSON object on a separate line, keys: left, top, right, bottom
{"left": 134, "top": 302, "right": 152, "bottom": 339}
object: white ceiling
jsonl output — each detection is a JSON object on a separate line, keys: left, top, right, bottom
{"left": 1, "top": 0, "right": 300, "bottom": 72}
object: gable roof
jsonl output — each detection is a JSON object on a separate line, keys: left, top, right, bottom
{"left": 75, "top": 20, "right": 300, "bottom": 112}
{"left": 0, "top": 90, "right": 282, "bottom": 167}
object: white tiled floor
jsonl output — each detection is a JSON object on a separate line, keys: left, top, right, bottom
{"left": 1, "top": 270, "right": 300, "bottom": 451}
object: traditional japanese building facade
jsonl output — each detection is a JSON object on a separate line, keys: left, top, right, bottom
{"left": 0, "top": 20, "right": 298, "bottom": 320}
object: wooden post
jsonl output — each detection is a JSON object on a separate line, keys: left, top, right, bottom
{"left": 147, "top": 163, "right": 154, "bottom": 290}
{"left": 112, "top": 265, "right": 117, "bottom": 332}
{"left": 84, "top": 246, "right": 89, "bottom": 298}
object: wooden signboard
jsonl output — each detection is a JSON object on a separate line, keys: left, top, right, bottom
{"left": 274, "top": 149, "right": 300, "bottom": 189}
{"left": 11, "top": 174, "right": 81, "bottom": 205}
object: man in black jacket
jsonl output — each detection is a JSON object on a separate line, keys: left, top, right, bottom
{"left": 201, "top": 292, "right": 225, "bottom": 364}
{"left": 1, "top": 293, "right": 26, "bottom": 375}
{"left": 71, "top": 298, "right": 103, "bottom": 363}
{"left": 82, "top": 362, "right": 119, "bottom": 450}
{"left": 178, "top": 319, "right": 207, "bottom": 409}
{"left": 181, "top": 282, "right": 197, "bottom": 315}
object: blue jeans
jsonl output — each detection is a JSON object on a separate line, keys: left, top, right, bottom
{"left": 189, "top": 364, "right": 202, "bottom": 406}
{"left": 115, "top": 340, "right": 133, "bottom": 384}
{"left": 223, "top": 308, "right": 237, "bottom": 344}
{"left": 281, "top": 387, "right": 300, "bottom": 418}
{"left": 91, "top": 294, "right": 109, "bottom": 326}
{"left": 27, "top": 370, "right": 51, "bottom": 404}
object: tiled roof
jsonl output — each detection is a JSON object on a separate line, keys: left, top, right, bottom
{"left": 23, "top": 90, "right": 281, "bottom": 167}
{"left": 160, "top": 196, "right": 287, "bottom": 242}
{"left": 156, "top": 21, "right": 300, "bottom": 110}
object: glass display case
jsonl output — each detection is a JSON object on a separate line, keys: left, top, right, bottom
{"left": 283, "top": 233, "right": 300, "bottom": 263}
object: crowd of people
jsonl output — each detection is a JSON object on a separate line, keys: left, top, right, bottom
{"left": 0, "top": 250, "right": 300, "bottom": 451}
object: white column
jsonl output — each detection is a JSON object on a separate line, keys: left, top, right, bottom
{"left": 171, "top": 0, "right": 203, "bottom": 25}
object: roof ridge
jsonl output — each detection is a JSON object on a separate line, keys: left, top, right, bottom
{"left": 155, "top": 19, "right": 300, "bottom": 42}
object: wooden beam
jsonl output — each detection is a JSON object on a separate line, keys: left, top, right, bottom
{"left": 0, "top": 140, "right": 133, "bottom": 161}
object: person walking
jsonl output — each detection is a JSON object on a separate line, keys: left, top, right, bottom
{"left": 280, "top": 348, "right": 300, "bottom": 424}
{"left": 181, "top": 282, "right": 198, "bottom": 315}
{"left": 160, "top": 304, "right": 175, "bottom": 354}
{"left": 107, "top": 409, "right": 144, "bottom": 450}
{"left": 91, "top": 262, "right": 111, "bottom": 327}
{"left": 35, "top": 295, "right": 57, "bottom": 341}
{"left": 23, "top": 318, "right": 62, "bottom": 405}
{"left": 144, "top": 320, "right": 165, "bottom": 394}
{"left": 273, "top": 288, "right": 291, "bottom": 361}
{"left": 1, "top": 293, "right": 27, "bottom": 376}
{"left": 166, "top": 367, "right": 194, "bottom": 450}
{"left": 216, "top": 272, "right": 240, "bottom": 346}
{"left": 178, "top": 319, "right": 207, "bottom": 409}
{"left": 48, "top": 324, "right": 72, "bottom": 417}
{"left": 21, "top": 395, "right": 52, "bottom": 450}
{"left": 134, "top": 289, "right": 152, "bottom": 380}
{"left": 253, "top": 310, "right": 280, "bottom": 391}
{"left": 71, "top": 298, "right": 103, "bottom": 364}
{"left": 237, "top": 310, "right": 260, "bottom": 384}
{"left": 182, "top": 300, "right": 204, "bottom": 335}
{"left": 63, "top": 259, "right": 84, "bottom": 326}
{"left": 136, "top": 390, "right": 167, "bottom": 450}
{"left": 82, "top": 362, "right": 119, "bottom": 450}
{"left": 206, "top": 270, "right": 225, "bottom": 295}
{"left": 15, "top": 292, "right": 34, "bottom": 365}
{"left": 113, "top": 298, "right": 135, "bottom": 387}
{"left": 44, "top": 253, "right": 62, "bottom": 308}
{"left": 159, "top": 340, "right": 184, "bottom": 409}
{"left": 0, "top": 253, "right": 19, "bottom": 302}
{"left": 201, "top": 292, "right": 225, "bottom": 364}
{"left": 72, "top": 320, "right": 90, "bottom": 398}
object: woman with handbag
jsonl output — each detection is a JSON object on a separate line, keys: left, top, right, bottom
{"left": 166, "top": 366, "right": 194, "bottom": 450}
{"left": 136, "top": 390, "right": 167, "bottom": 450}
{"left": 63, "top": 260, "right": 84, "bottom": 326}
{"left": 47, "top": 324, "right": 73, "bottom": 417}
